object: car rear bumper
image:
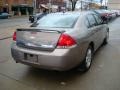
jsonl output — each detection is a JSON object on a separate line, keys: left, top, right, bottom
{"left": 11, "top": 42, "right": 86, "bottom": 71}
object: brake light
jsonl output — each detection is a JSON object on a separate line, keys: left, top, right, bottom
{"left": 57, "top": 34, "right": 76, "bottom": 47}
{"left": 13, "top": 32, "right": 16, "bottom": 41}
{"left": 103, "top": 13, "right": 108, "bottom": 17}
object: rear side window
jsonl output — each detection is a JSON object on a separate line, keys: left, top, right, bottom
{"left": 93, "top": 14, "right": 102, "bottom": 25}
{"left": 87, "top": 14, "right": 96, "bottom": 27}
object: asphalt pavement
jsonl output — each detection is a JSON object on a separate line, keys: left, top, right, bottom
{"left": 0, "top": 17, "right": 120, "bottom": 90}
{"left": 0, "top": 17, "right": 31, "bottom": 40}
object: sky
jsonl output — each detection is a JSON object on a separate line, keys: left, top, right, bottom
{"left": 94, "top": 0, "right": 100, "bottom": 2}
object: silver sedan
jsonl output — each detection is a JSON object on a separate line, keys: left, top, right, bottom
{"left": 11, "top": 11, "right": 109, "bottom": 71}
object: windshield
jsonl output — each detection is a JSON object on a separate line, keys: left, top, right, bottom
{"left": 36, "top": 13, "right": 79, "bottom": 28}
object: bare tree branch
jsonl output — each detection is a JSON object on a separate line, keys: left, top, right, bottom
{"left": 69, "top": 0, "right": 78, "bottom": 11}
{"left": 100, "top": 0, "right": 103, "bottom": 6}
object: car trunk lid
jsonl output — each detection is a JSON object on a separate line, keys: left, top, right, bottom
{"left": 16, "top": 29, "right": 63, "bottom": 51}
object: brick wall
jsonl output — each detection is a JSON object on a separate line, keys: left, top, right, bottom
{"left": 36, "top": 0, "right": 65, "bottom": 9}
{"left": 0, "top": 0, "right": 33, "bottom": 13}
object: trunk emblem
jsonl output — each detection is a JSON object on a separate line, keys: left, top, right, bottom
{"left": 26, "top": 43, "right": 36, "bottom": 47}
{"left": 30, "top": 36, "right": 35, "bottom": 39}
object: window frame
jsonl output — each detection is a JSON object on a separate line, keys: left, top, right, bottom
{"left": 85, "top": 17, "right": 91, "bottom": 28}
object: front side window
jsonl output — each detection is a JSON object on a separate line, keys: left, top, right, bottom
{"left": 36, "top": 14, "right": 79, "bottom": 28}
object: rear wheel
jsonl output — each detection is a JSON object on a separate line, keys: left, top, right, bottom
{"left": 78, "top": 46, "right": 93, "bottom": 72}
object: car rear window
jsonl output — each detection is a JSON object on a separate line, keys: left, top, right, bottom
{"left": 96, "top": 10, "right": 105, "bottom": 14}
{"left": 36, "top": 14, "right": 79, "bottom": 28}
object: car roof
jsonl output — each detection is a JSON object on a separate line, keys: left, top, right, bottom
{"left": 46, "top": 11, "right": 95, "bottom": 17}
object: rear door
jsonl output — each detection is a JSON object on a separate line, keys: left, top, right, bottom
{"left": 93, "top": 14, "right": 105, "bottom": 44}
{"left": 86, "top": 14, "right": 102, "bottom": 50}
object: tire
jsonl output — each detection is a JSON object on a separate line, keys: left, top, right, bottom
{"left": 103, "top": 31, "right": 109, "bottom": 45}
{"left": 79, "top": 45, "right": 93, "bottom": 72}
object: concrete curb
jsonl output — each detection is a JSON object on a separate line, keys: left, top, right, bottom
{"left": 8, "top": 15, "right": 29, "bottom": 19}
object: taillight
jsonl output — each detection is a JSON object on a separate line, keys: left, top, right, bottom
{"left": 13, "top": 32, "right": 16, "bottom": 41}
{"left": 57, "top": 34, "right": 76, "bottom": 47}
{"left": 103, "top": 13, "right": 108, "bottom": 17}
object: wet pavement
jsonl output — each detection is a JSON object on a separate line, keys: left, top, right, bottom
{"left": 0, "top": 17, "right": 31, "bottom": 39}
{"left": 0, "top": 17, "right": 120, "bottom": 90}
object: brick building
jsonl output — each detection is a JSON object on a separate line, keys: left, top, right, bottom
{"left": 36, "top": 0, "right": 65, "bottom": 10}
{"left": 0, "top": 0, "right": 3, "bottom": 12}
{"left": 0, "top": 0, "right": 33, "bottom": 14}
{"left": 0, "top": 0, "right": 66, "bottom": 14}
